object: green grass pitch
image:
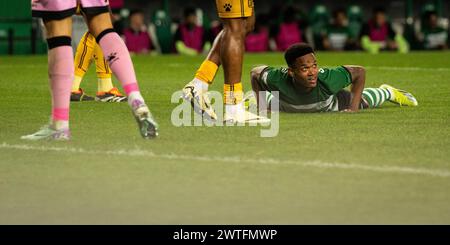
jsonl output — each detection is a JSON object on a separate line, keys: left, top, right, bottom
{"left": 0, "top": 52, "right": 449, "bottom": 224}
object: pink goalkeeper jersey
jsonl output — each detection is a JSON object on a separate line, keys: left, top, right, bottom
{"left": 32, "top": 0, "right": 109, "bottom": 12}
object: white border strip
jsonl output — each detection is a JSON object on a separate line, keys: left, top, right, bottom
{"left": 1, "top": 142, "right": 449, "bottom": 178}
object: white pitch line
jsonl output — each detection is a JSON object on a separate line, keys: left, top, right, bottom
{"left": 1, "top": 142, "right": 449, "bottom": 178}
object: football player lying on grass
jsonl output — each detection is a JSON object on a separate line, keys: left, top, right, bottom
{"left": 248, "top": 43, "right": 418, "bottom": 113}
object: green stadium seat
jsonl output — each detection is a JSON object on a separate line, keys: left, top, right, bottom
{"left": 196, "top": 8, "right": 211, "bottom": 31}
{"left": 421, "top": 3, "right": 437, "bottom": 14}
{"left": 152, "top": 9, "right": 173, "bottom": 54}
{"left": 0, "top": 1, "right": 37, "bottom": 55}
{"left": 347, "top": 5, "right": 363, "bottom": 38}
{"left": 0, "top": 21, "right": 34, "bottom": 55}
{"left": 308, "top": 4, "right": 330, "bottom": 49}
{"left": 309, "top": 4, "right": 330, "bottom": 35}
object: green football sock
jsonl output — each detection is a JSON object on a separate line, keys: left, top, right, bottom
{"left": 362, "top": 88, "right": 392, "bottom": 108}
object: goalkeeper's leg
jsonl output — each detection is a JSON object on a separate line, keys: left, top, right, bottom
{"left": 71, "top": 31, "right": 95, "bottom": 101}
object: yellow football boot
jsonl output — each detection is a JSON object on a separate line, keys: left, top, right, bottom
{"left": 380, "top": 84, "right": 418, "bottom": 106}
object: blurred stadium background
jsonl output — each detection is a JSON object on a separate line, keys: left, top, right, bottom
{"left": 0, "top": 0, "right": 448, "bottom": 55}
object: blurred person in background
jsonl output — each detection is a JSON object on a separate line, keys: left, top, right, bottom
{"left": 209, "top": 20, "right": 223, "bottom": 40}
{"left": 245, "top": 14, "right": 269, "bottom": 52}
{"left": 123, "top": 10, "right": 153, "bottom": 54}
{"left": 270, "top": 6, "right": 306, "bottom": 52}
{"left": 322, "top": 9, "right": 357, "bottom": 51}
{"left": 174, "top": 7, "right": 211, "bottom": 56}
{"left": 360, "top": 7, "right": 409, "bottom": 54}
{"left": 417, "top": 10, "right": 448, "bottom": 50}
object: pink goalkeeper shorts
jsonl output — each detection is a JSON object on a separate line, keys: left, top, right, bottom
{"left": 32, "top": 0, "right": 110, "bottom": 20}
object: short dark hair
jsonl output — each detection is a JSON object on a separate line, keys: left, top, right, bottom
{"left": 184, "top": 7, "right": 196, "bottom": 18}
{"left": 284, "top": 43, "right": 314, "bottom": 68}
{"left": 283, "top": 6, "right": 298, "bottom": 23}
{"left": 424, "top": 10, "right": 438, "bottom": 20}
{"left": 333, "top": 8, "right": 346, "bottom": 19}
{"left": 373, "top": 7, "right": 386, "bottom": 15}
{"left": 129, "top": 9, "right": 144, "bottom": 18}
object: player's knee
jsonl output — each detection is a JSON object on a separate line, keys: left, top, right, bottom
{"left": 86, "top": 12, "right": 114, "bottom": 38}
{"left": 44, "top": 18, "right": 72, "bottom": 38}
{"left": 230, "top": 28, "right": 246, "bottom": 40}
{"left": 223, "top": 20, "right": 247, "bottom": 39}
{"left": 94, "top": 29, "right": 116, "bottom": 44}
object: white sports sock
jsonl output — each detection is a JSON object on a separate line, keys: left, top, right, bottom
{"left": 128, "top": 91, "right": 146, "bottom": 109}
{"left": 52, "top": 120, "right": 69, "bottom": 130}
{"left": 225, "top": 102, "right": 245, "bottom": 120}
{"left": 385, "top": 88, "right": 394, "bottom": 101}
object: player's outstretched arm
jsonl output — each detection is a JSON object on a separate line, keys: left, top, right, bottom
{"left": 343, "top": 65, "right": 366, "bottom": 112}
{"left": 250, "top": 66, "right": 268, "bottom": 110}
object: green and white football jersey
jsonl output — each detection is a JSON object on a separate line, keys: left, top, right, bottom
{"left": 259, "top": 66, "right": 352, "bottom": 112}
